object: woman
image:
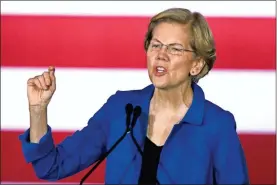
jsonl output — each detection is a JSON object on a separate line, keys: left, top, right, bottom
{"left": 19, "top": 8, "right": 249, "bottom": 184}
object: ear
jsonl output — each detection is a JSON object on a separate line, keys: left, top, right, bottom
{"left": 190, "top": 58, "right": 205, "bottom": 76}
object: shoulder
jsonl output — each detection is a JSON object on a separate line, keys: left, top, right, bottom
{"left": 101, "top": 84, "right": 153, "bottom": 113}
{"left": 200, "top": 100, "right": 240, "bottom": 152}
{"left": 108, "top": 84, "right": 152, "bottom": 103}
{"left": 203, "top": 99, "right": 237, "bottom": 133}
{"left": 113, "top": 88, "right": 145, "bottom": 100}
{"left": 87, "top": 84, "right": 153, "bottom": 125}
{"left": 192, "top": 82, "right": 236, "bottom": 131}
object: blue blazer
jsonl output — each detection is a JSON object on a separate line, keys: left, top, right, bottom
{"left": 19, "top": 82, "right": 249, "bottom": 184}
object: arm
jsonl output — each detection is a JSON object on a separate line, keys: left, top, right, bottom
{"left": 19, "top": 92, "right": 118, "bottom": 181}
{"left": 29, "top": 105, "right": 48, "bottom": 143}
{"left": 212, "top": 111, "right": 250, "bottom": 184}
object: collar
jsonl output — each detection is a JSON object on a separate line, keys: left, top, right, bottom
{"left": 135, "top": 82, "right": 205, "bottom": 126}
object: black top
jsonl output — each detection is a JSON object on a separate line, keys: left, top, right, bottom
{"left": 138, "top": 137, "right": 163, "bottom": 184}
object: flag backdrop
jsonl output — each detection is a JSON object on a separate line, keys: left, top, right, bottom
{"left": 1, "top": 1, "right": 276, "bottom": 184}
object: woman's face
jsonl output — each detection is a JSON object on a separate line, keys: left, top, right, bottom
{"left": 147, "top": 22, "right": 200, "bottom": 89}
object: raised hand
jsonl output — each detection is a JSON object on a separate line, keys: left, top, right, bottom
{"left": 27, "top": 66, "right": 56, "bottom": 107}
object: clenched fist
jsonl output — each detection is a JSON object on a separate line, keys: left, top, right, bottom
{"left": 27, "top": 66, "right": 56, "bottom": 107}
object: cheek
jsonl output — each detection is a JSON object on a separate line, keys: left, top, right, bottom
{"left": 146, "top": 53, "right": 155, "bottom": 67}
{"left": 171, "top": 60, "right": 186, "bottom": 70}
{"left": 170, "top": 59, "right": 191, "bottom": 77}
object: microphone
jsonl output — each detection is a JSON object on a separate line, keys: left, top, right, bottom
{"left": 130, "top": 106, "right": 160, "bottom": 185}
{"left": 79, "top": 103, "right": 133, "bottom": 185}
{"left": 126, "top": 103, "right": 133, "bottom": 133}
{"left": 130, "top": 106, "right": 143, "bottom": 155}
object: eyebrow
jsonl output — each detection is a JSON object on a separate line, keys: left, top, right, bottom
{"left": 152, "top": 38, "right": 184, "bottom": 47}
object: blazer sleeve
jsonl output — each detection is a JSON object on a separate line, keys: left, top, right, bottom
{"left": 19, "top": 91, "right": 120, "bottom": 181}
{"left": 213, "top": 111, "right": 250, "bottom": 184}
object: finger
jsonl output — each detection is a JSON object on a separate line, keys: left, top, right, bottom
{"left": 48, "top": 66, "right": 56, "bottom": 90}
{"left": 37, "top": 75, "right": 48, "bottom": 90}
{"left": 48, "top": 66, "right": 55, "bottom": 81}
{"left": 27, "top": 78, "right": 36, "bottom": 86}
{"left": 43, "top": 72, "right": 51, "bottom": 86}
{"left": 33, "top": 77, "right": 43, "bottom": 90}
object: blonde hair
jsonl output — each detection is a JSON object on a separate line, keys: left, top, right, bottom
{"left": 144, "top": 8, "right": 216, "bottom": 83}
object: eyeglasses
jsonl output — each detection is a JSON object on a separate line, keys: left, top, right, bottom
{"left": 149, "top": 40, "right": 195, "bottom": 56}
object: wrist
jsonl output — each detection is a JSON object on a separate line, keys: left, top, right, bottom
{"left": 29, "top": 104, "right": 48, "bottom": 113}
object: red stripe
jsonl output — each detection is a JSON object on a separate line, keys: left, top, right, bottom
{"left": 1, "top": 131, "right": 275, "bottom": 184}
{"left": 1, "top": 15, "right": 275, "bottom": 69}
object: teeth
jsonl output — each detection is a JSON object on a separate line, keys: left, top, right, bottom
{"left": 157, "top": 66, "right": 165, "bottom": 72}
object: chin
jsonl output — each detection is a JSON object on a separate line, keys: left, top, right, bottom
{"left": 148, "top": 72, "right": 171, "bottom": 89}
{"left": 151, "top": 78, "right": 170, "bottom": 89}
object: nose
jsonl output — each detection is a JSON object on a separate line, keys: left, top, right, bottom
{"left": 159, "top": 45, "right": 169, "bottom": 53}
{"left": 156, "top": 46, "right": 169, "bottom": 61}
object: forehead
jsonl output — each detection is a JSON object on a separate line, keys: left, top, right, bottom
{"left": 152, "top": 22, "right": 191, "bottom": 46}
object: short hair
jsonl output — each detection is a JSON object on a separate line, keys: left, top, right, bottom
{"left": 144, "top": 8, "right": 216, "bottom": 83}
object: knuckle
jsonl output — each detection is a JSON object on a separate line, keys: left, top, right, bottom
{"left": 33, "top": 77, "right": 38, "bottom": 82}
{"left": 34, "top": 75, "right": 42, "bottom": 80}
{"left": 34, "top": 79, "right": 40, "bottom": 84}
{"left": 38, "top": 75, "right": 44, "bottom": 81}
{"left": 45, "top": 76, "right": 51, "bottom": 81}
{"left": 27, "top": 78, "right": 34, "bottom": 84}
{"left": 43, "top": 71, "right": 49, "bottom": 76}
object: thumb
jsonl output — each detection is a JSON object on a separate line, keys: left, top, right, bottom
{"left": 48, "top": 66, "right": 55, "bottom": 80}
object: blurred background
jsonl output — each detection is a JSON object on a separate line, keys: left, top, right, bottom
{"left": 1, "top": 1, "right": 276, "bottom": 184}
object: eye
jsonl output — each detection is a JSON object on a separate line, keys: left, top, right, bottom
{"left": 171, "top": 47, "right": 183, "bottom": 52}
{"left": 151, "top": 43, "right": 161, "bottom": 48}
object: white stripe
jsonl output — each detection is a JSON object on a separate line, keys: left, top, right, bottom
{"left": 1, "top": 67, "right": 275, "bottom": 133}
{"left": 1, "top": 1, "right": 275, "bottom": 17}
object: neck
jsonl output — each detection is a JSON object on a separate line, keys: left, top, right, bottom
{"left": 152, "top": 80, "right": 193, "bottom": 110}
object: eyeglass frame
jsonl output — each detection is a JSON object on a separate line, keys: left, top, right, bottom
{"left": 148, "top": 39, "right": 195, "bottom": 56}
